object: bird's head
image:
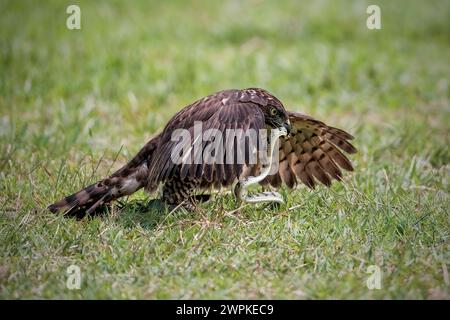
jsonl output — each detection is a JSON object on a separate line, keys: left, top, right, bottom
{"left": 262, "top": 103, "right": 291, "bottom": 135}
{"left": 241, "top": 88, "right": 292, "bottom": 134}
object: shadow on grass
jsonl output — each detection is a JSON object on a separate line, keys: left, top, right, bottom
{"left": 61, "top": 198, "right": 171, "bottom": 230}
{"left": 114, "top": 196, "right": 211, "bottom": 230}
{"left": 112, "top": 195, "right": 281, "bottom": 230}
{"left": 61, "top": 193, "right": 216, "bottom": 229}
{"left": 113, "top": 199, "right": 172, "bottom": 230}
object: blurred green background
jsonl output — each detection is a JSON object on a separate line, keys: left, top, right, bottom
{"left": 0, "top": 0, "right": 449, "bottom": 299}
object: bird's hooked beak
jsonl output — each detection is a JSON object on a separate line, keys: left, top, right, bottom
{"left": 283, "top": 120, "right": 292, "bottom": 136}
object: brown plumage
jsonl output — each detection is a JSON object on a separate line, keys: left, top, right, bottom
{"left": 48, "top": 88, "right": 357, "bottom": 216}
{"left": 261, "top": 112, "right": 357, "bottom": 189}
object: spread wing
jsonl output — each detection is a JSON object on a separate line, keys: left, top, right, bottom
{"left": 261, "top": 111, "right": 357, "bottom": 189}
{"left": 148, "top": 89, "right": 266, "bottom": 187}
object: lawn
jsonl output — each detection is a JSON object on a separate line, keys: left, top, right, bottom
{"left": 0, "top": 0, "right": 449, "bottom": 299}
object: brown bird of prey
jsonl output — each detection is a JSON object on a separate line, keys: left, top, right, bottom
{"left": 48, "top": 88, "right": 357, "bottom": 217}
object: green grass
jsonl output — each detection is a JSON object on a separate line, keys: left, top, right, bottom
{"left": 1, "top": 0, "right": 449, "bottom": 299}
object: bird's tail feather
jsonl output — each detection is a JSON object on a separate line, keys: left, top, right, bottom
{"left": 48, "top": 134, "right": 160, "bottom": 217}
{"left": 47, "top": 174, "right": 142, "bottom": 217}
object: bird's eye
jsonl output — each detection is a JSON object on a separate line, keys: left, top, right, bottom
{"left": 270, "top": 108, "right": 277, "bottom": 116}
